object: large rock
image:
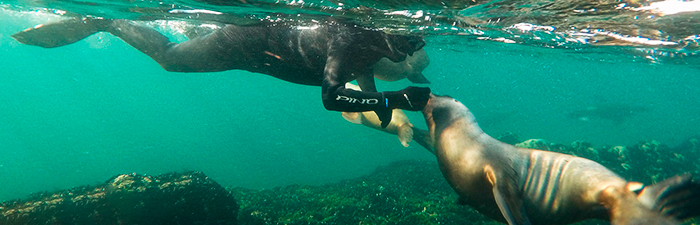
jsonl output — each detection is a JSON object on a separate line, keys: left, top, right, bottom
{"left": 231, "top": 160, "right": 494, "bottom": 225}
{"left": 1, "top": 171, "right": 238, "bottom": 225}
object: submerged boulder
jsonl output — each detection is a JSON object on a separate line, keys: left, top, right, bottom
{"left": 515, "top": 139, "right": 550, "bottom": 150}
{"left": 0, "top": 171, "right": 238, "bottom": 225}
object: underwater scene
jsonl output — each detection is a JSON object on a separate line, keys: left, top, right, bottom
{"left": 1, "top": 0, "right": 699, "bottom": 224}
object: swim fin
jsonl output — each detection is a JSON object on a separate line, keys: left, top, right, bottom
{"left": 12, "top": 17, "right": 109, "bottom": 48}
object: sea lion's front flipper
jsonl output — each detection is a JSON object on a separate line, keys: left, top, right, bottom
{"left": 12, "top": 17, "right": 109, "bottom": 48}
{"left": 485, "top": 166, "right": 531, "bottom": 225}
{"left": 341, "top": 112, "right": 363, "bottom": 124}
{"left": 411, "top": 127, "right": 434, "bottom": 155}
{"left": 396, "top": 123, "right": 413, "bottom": 147}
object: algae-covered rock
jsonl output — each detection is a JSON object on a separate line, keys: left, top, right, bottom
{"left": 607, "top": 146, "right": 629, "bottom": 161}
{"left": 570, "top": 140, "right": 600, "bottom": 161}
{"left": 232, "top": 160, "right": 497, "bottom": 225}
{"left": 549, "top": 143, "right": 573, "bottom": 154}
{"left": 232, "top": 160, "right": 629, "bottom": 225}
{"left": 0, "top": 171, "right": 238, "bottom": 225}
{"left": 516, "top": 139, "right": 550, "bottom": 150}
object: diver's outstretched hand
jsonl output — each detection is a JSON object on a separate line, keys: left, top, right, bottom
{"left": 375, "top": 86, "right": 431, "bottom": 128}
{"left": 392, "top": 86, "right": 431, "bottom": 111}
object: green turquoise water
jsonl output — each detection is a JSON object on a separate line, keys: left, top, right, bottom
{"left": 0, "top": 4, "right": 699, "bottom": 202}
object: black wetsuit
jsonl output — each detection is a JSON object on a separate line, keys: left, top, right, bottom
{"left": 15, "top": 18, "right": 431, "bottom": 127}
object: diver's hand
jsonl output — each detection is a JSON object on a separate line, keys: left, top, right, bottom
{"left": 374, "top": 107, "right": 393, "bottom": 129}
{"left": 376, "top": 86, "right": 430, "bottom": 128}
{"left": 388, "top": 86, "right": 431, "bottom": 111}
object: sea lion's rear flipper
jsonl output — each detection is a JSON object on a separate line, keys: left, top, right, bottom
{"left": 599, "top": 186, "right": 678, "bottom": 225}
{"left": 485, "top": 166, "right": 531, "bottom": 225}
{"left": 411, "top": 127, "right": 434, "bottom": 155}
{"left": 12, "top": 17, "right": 109, "bottom": 48}
{"left": 637, "top": 174, "right": 700, "bottom": 220}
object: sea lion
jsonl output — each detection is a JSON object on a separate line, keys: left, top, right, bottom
{"left": 341, "top": 83, "right": 414, "bottom": 147}
{"left": 412, "top": 94, "right": 700, "bottom": 225}
{"left": 372, "top": 49, "right": 431, "bottom": 84}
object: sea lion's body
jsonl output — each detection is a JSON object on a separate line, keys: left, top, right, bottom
{"left": 417, "top": 95, "right": 697, "bottom": 225}
{"left": 372, "top": 49, "right": 430, "bottom": 84}
{"left": 437, "top": 133, "right": 619, "bottom": 224}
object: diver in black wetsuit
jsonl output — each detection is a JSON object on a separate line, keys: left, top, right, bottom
{"left": 12, "top": 17, "right": 431, "bottom": 128}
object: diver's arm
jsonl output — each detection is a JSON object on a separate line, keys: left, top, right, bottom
{"left": 321, "top": 77, "right": 387, "bottom": 112}
{"left": 321, "top": 55, "right": 380, "bottom": 112}
{"left": 321, "top": 79, "right": 430, "bottom": 112}
{"left": 321, "top": 54, "right": 430, "bottom": 127}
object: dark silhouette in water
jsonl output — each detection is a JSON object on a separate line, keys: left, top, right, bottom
{"left": 566, "top": 103, "right": 648, "bottom": 124}
{"left": 12, "top": 17, "right": 431, "bottom": 128}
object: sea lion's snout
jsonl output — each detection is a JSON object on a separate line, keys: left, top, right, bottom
{"left": 422, "top": 94, "right": 471, "bottom": 129}
{"left": 428, "top": 93, "right": 456, "bottom": 100}
{"left": 424, "top": 94, "right": 458, "bottom": 108}
{"left": 421, "top": 94, "right": 439, "bottom": 127}
{"left": 423, "top": 94, "right": 456, "bottom": 110}
{"left": 422, "top": 94, "right": 438, "bottom": 114}
{"left": 422, "top": 94, "right": 459, "bottom": 123}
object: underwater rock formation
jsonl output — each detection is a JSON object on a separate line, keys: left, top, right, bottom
{"left": 231, "top": 160, "right": 498, "bottom": 225}
{"left": 1, "top": 136, "right": 697, "bottom": 225}
{"left": 515, "top": 139, "right": 550, "bottom": 150}
{"left": 0, "top": 171, "right": 238, "bottom": 225}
